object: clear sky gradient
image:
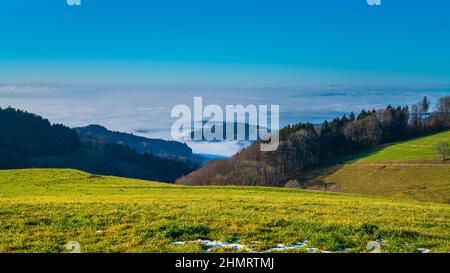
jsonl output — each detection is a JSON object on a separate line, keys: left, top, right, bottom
{"left": 1, "top": 0, "right": 449, "bottom": 156}
{"left": 1, "top": 0, "right": 450, "bottom": 86}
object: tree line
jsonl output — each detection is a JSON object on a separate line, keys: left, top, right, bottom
{"left": 0, "top": 107, "right": 80, "bottom": 157}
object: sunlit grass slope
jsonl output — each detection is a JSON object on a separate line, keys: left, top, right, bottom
{"left": 306, "top": 164, "right": 450, "bottom": 203}
{"left": 303, "top": 131, "right": 450, "bottom": 203}
{"left": 353, "top": 130, "right": 450, "bottom": 163}
{"left": 0, "top": 169, "right": 449, "bottom": 253}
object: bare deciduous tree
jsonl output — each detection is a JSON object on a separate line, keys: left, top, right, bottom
{"left": 436, "top": 96, "right": 450, "bottom": 127}
{"left": 436, "top": 142, "right": 449, "bottom": 161}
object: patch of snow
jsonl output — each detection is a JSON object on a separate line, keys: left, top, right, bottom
{"left": 172, "top": 240, "right": 255, "bottom": 253}
{"left": 264, "top": 241, "right": 309, "bottom": 252}
{"left": 197, "top": 239, "right": 256, "bottom": 253}
{"left": 417, "top": 248, "right": 430, "bottom": 253}
{"left": 172, "top": 239, "right": 348, "bottom": 254}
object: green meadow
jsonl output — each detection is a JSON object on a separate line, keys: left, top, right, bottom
{"left": 0, "top": 169, "right": 449, "bottom": 253}
{"left": 1, "top": 131, "right": 449, "bottom": 253}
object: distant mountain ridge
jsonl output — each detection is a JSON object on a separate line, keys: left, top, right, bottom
{"left": 75, "top": 125, "right": 193, "bottom": 158}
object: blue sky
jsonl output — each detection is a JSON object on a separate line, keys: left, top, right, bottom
{"left": 1, "top": 0, "right": 450, "bottom": 86}
{"left": 1, "top": 0, "right": 450, "bottom": 156}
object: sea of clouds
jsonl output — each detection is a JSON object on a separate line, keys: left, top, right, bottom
{"left": 1, "top": 83, "right": 448, "bottom": 156}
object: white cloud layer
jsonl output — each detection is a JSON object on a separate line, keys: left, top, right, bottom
{"left": 0, "top": 85, "right": 55, "bottom": 94}
{"left": 1, "top": 83, "right": 449, "bottom": 156}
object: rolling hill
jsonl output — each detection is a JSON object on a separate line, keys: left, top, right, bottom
{"left": 302, "top": 130, "right": 450, "bottom": 203}
{"left": 75, "top": 125, "right": 193, "bottom": 158}
{"left": 0, "top": 169, "right": 449, "bottom": 253}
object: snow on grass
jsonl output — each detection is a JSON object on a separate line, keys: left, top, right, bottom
{"left": 172, "top": 239, "right": 355, "bottom": 253}
{"left": 172, "top": 240, "right": 256, "bottom": 253}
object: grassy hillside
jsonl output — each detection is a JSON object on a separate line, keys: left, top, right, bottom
{"left": 302, "top": 131, "right": 450, "bottom": 203}
{"left": 350, "top": 130, "right": 450, "bottom": 163}
{"left": 0, "top": 169, "right": 449, "bottom": 253}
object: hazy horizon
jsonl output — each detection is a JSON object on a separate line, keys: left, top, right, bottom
{"left": 1, "top": 83, "right": 448, "bottom": 156}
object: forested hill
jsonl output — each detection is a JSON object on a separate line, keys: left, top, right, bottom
{"left": 177, "top": 96, "right": 450, "bottom": 186}
{"left": 0, "top": 107, "right": 80, "bottom": 157}
{"left": 0, "top": 107, "right": 197, "bottom": 182}
{"left": 75, "top": 125, "right": 193, "bottom": 158}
